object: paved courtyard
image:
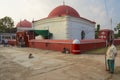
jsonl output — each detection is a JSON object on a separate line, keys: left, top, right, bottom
{"left": 0, "top": 45, "right": 120, "bottom": 80}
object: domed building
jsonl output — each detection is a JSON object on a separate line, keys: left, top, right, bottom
{"left": 33, "top": 5, "right": 96, "bottom": 40}
{"left": 16, "top": 19, "right": 33, "bottom": 31}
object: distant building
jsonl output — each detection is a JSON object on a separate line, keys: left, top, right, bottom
{"left": 0, "top": 33, "right": 16, "bottom": 43}
{"left": 33, "top": 5, "right": 96, "bottom": 40}
{"left": 16, "top": 19, "right": 33, "bottom": 32}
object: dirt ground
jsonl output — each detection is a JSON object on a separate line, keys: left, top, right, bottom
{"left": 0, "top": 45, "right": 120, "bottom": 80}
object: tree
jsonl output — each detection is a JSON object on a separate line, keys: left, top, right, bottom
{"left": 0, "top": 19, "right": 6, "bottom": 32}
{"left": 116, "top": 23, "right": 120, "bottom": 29}
{"left": 0, "top": 16, "right": 14, "bottom": 33}
{"left": 117, "top": 23, "right": 120, "bottom": 36}
{"left": 95, "top": 24, "right": 100, "bottom": 39}
{"left": 114, "top": 23, "right": 120, "bottom": 38}
{"left": 96, "top": 24, "right": 100, "bottom": 31}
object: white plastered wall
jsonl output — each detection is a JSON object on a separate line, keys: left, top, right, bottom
{"left": 33, "top": 17, "right": 68, "bottom": 39}
{"left": 33, "top": 16, "right": 95, "bottom": 40}
{"left": 66, "top": 16, "right": 95, "bottom": 40}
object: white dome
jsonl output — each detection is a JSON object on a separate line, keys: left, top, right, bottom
{"left": 73, "top": 39, "right": 80, "bottom": 44}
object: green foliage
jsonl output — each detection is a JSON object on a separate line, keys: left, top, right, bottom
{"left": 115, "top": 66, "right": 120, "bottom": 74}
{"left": 114, "top": 34, "right": 119, "bottom": 38}
{"left": 84, "top": 45, "right": 120, "bottom": 55}
{"left": 84, "top": 47, "right": 107, "bottom": 55}
{"left": 95, "top": 24, "right": 100, "bottom": 39}
{"left": 117, "top": 23, "right": 120, "bottom": 29}
{"left": 113, "top": 23, "right": 120, "bottom": 38}
{"left": 0, "top": 16, "right": 14, "bottom": 33}
{"left": 114, "top": 28, "right": 117, "bottom": 31}
{"left": 96, "top": 24, "right": 100, "bottom": 31}
{"left": 114, "top": 23, "right": 120, "bottom": 37}
{"left": 118, "top": 30, "right": 120, "bottom": 36}
{"left": 95, "top": 31, "right": 98, "bottom": 39}
{"left": 5, "top": 28, "right": 17, "bottom": 33}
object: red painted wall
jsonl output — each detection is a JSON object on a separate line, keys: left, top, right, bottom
{"left": 28, "top": 39, "right": 106, "bottom": 53}
{"left": 80, "top": 39, "right": 106, "bottom": 52}
{"left": 114, "top": 39, "right": 120, "bottom": 45}
{"left": 29, "top": 40, "right": 72, "bottom": 52}
{"left": 8, "top": 39, "right": 16, "bottom": 46}
{"left": 8, "top": 39, "right": 120, "bottom": 53}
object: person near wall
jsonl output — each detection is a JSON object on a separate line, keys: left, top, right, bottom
{"left": 106, "top": 40, "right": 117, "bottom": 74}
{"left": 4, "top": 39, "right": 8, "bottom": 47}
{"left": 18, "top": 36, "right": 25, "bottom": 47}
{"left": 62, "top": 48, "right": 70, "bottom": 54}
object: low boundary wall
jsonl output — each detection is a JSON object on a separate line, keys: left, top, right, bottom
{"left": 29, "top": 40, "right": 73, "bottom": 52}
{"left": 8, "top": 39, "right": 16, "bottom": 46}
{"left": 8, "top": 39, "right": 120, "bottom": 53}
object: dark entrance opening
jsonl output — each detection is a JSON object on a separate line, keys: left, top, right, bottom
{"left": 81, "top": 30, "right": 85, "bottom": 40}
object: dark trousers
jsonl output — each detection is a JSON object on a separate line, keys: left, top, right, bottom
{"left": 107, "top": 60, "right": 114, "bottom": 73}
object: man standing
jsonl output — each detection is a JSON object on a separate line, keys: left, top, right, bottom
{"left": 106, "top": 40, "right": 117, "bottom": 74}
{"left": 4, "top": 39, "right": 8, "bottom": 47}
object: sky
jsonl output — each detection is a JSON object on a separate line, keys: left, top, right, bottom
{"left": 0, "top": 0, "right": 120, "bottom": 29}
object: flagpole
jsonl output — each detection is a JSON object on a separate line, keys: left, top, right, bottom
{"left": 63, "top": 0, "right": 65, "bottom": 5}
{"left": 111, "top": 18, "right": 112, "bottom": 30}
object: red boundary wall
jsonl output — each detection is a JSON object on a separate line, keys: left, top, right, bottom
{"left": 8, "top": 39, "right": 16, "bottom": 46}
{"left": 80, "top": 39, "right": 106, "bottom": 52}
{"left": 28, "top": 39, "right": 106, "bottom": 53}
{"left": 29, "top": 40, "right": 73, "bottom": 52}
{"left": 8, "top": 39, "right": 120, "bottom": 53}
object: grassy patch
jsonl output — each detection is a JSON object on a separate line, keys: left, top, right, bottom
{"left": 83, "top": 47, "right": 107, "bottom": 55}
{"left": 115, "top": 66, "right": 120, "bottom": 74}
{"left": 116, "top": 45, "right": 120, "bottom": 50}
{"left": 83, "top": 45, "right": 120, "bottom": 55}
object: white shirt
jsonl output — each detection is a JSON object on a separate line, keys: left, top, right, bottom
{"left": 4, "top": 39, "right": 8, "bottom": 43}
{"left": 106, "top": 44, "right": 117, "bottom": 60}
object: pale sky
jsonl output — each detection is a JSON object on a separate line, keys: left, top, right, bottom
{"left": 0, "top": 0, "right": 120, "bottom": 29}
